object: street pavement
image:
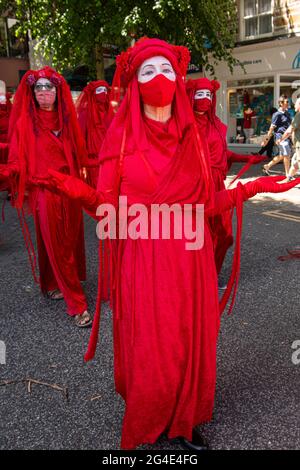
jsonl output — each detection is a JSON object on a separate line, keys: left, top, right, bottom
{"left": 0, "top": 163, "right": 299, "bottom": 450}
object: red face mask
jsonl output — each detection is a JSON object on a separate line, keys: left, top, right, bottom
{"left": 194, "top": 98, "right": 211, "bottom": 113}
{"left": 139, "top": 74, "right": 176, "bottom": 107}
{"left": 95, "top": 93, "right": 107, "bottom": 104}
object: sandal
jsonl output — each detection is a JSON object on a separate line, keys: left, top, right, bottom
{"left": 262, "top": 165, "right": 271, "bottom": 176}
{"left": 74, "top": 311, "right": 92, "bottom": 328}
{"left": 47, "top": 289, "right": 64, "bottom": 300}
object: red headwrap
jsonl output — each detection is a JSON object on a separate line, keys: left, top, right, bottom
{"left": 99, "top": 38, "right": 212, "bottom": 207}
{"left": 76, "top": 80, "right": 110, "bottom": 157}
{"left": 8, "top": 66, "right": 87, "bottom": 208}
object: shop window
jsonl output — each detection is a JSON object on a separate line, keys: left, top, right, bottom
{"left": 243, "top": 0, "right": 273, "bottom": 39}
{"left": 227, "top": 77, "right": 274, "bottom": 144}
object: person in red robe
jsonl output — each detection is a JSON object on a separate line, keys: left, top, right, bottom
{"left": 0, "top": 67, "right": 92, "bottom": 327}
{"left": 36, "top": 39, "right": 298, "bottom": 450}
{"left": 0, "top": 92, "right": 12, "bottom": 191}
{"left": 76, "top": 80, "right": 110, "bottom": 188}
{"left": 186, "top": 78, "right": 265, "bottom": 278}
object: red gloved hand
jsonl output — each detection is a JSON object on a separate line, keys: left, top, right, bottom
{"left": 0, "top": 165, "right": 11, "bottom": 180}
{"left": 47, "top": 169, "right": 101, "bottom": 209}
{"left": 0, "top": 164, "right": 19, "bottom": 180}
{"left": 242, "top": 176, "right": 300, "bottom": 200}
{"left": 249, "top": 155, "right": 267, "bottom": 164}
{"left": 229, "top": 153, "right": 266, "bottom": 164}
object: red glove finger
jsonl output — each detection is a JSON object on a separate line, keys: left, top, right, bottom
{"left": 275, "top": 177, "right": 300, "bottom": 192}
{"left": 250, "top": 155, "right": 267, "bottom": 164}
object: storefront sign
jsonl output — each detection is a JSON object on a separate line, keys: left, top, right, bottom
{"left": 292, "top": 50, "right": 300, "bottom": 69}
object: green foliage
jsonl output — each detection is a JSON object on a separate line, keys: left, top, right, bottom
{"left": 0, "top": 0, "right": 239, "bottom": 78}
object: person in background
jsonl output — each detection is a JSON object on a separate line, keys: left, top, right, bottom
{"left": 278, "top": 97, "right": 300, "bottom": 182}
{"left": 243, "top": 105, "right": 255, "bottom": 143}
{"left": 76, "top": 80, "right": 110, "bottom": 188}
{"left": 262, "top": 96, "right": 292, "bottom": 176}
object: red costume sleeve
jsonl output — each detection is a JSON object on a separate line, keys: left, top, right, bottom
{"left": 227, "top": 149, "right": 251, "bottom": 164}
{"left": 209, "top": 176, "right": 300, "bottom": 216}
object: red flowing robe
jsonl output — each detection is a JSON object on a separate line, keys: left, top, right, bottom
{"left": 97, "top": 115, "right": 221, "bottom": 449}
{"left": 9, "top": 109, "right": 87, "bottom": 315}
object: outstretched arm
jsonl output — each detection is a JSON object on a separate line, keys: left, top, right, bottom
{"left": 208, "top": 176, "right": 299, "bottom": 216}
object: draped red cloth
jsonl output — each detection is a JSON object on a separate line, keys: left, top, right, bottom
{"left": 76, "top": 80, "right": 110, "bottom": 188}
{"left": 0, "top": 96, "right": 12, "bottom": 190}
{"left": 6, "top": 67, "right": 87, "bottom": 314}
{"left": 83, "top": 38, "right": 244, "bottom": 449}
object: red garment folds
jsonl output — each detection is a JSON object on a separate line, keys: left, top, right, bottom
{"left": 97, "top": 116, "right": 220, "bottom": 449}
{"left": 76, "top": 80, "right": 110, "bottom": 188}
{"left": 0, "top": 96, "right": 12, "bottom": 189}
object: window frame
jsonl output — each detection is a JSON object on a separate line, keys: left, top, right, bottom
{"left": 240, "top": 0, "right": 274, "bottom": 41}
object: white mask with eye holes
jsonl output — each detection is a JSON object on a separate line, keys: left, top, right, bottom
{"left": 137, "top": 56, "right": 176, "bottom": 83}
{"left": 194, "top": 89, "right": 212, "bottom": 101}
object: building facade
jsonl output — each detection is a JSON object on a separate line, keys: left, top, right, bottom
{"left": 200, "top": 0, "right": 300, "bottom": 152}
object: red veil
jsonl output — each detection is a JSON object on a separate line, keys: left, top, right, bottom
{"left": 76, "top": 80, "right": 110, "bottom": 157}
{"left": 8, "top": 66, "right": 87, "bottom": 208}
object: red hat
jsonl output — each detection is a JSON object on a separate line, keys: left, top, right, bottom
{"left": 186, "top": 77, "right": 220, "bottom": 94}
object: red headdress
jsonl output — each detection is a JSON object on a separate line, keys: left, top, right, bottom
{"left": 99, "top": 37, "right": 212, "bottom": 206}
{"left": 8, "top": 66, "right": 87, "bottom": 208}
{"left": 76, "top": 80, "right": 110, "bottom": 157}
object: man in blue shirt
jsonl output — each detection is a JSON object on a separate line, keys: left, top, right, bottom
{"left": 262, "top": 95, "right": 292, "bottom": 177}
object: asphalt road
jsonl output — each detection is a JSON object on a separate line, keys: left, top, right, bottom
{"left": 0, "top": 163, "right": 299, "bottom": 450}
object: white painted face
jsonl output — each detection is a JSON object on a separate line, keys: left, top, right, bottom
{"left": 34, "top": 78, "right": 56, "bottom": 109}
{"left": 95, "top": 86, "right": 107, "bottom": 94}
{"left": 137, "top": 56, "right": 176, "bottom": 84}
{"left": 194, "top": 89, "right": 212, "bottom": 101}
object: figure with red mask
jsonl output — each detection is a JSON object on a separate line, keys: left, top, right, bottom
{"left": 0, "top": 67, "right": 92, "bottom": 327}
{"left": 186, "top": 78, "right": 265, "bottom": 279}
{"left": 76, "top": 80, "right": 110, "bottom": 188}
{"left": 38, "top": 40, "right": 298, "bottom": 450}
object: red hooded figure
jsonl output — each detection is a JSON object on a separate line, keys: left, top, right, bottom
{"left": 186, "top": 78, "right": 264, "bottom": 275}
{"left": 0, "top": 92, "right": 12, "bottom": 190}
{"left": 76, "top": 80, "right": 110, "bottom": 188}
{"left": 1, "top": 67, "right": 91, "bottom": 327}
{"left": 42, "top": 40, "right": 299, "bottom": 449}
